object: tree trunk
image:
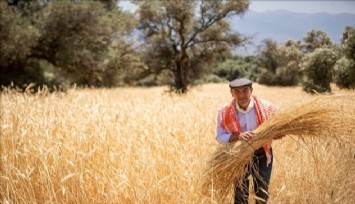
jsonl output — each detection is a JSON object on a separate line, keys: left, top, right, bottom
{"left": 172, "top": 53, "right": 189, "bottom": 93}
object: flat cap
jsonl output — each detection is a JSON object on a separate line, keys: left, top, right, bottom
{"left": 229, "top": 78, "right": 253, "bottom": 88}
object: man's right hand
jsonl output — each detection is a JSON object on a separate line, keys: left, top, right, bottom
{"left": 239, "top": 131, "right": 255, "bottom": 141}
{"left": 229, "top": 131, "right": 255, "bottom": 143}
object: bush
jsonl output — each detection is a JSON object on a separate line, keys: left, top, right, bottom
{"left": 300, "top": 48, "right": 336, "bottom": 93}
{"left": 257, "top": 69, "right": 276, "bottom": 85}
{"left": 213, "top": 56, "right": 262, "bottom": 82}
{"left": 204, "top": 74, "right": 227, "bottom": 83}
{"left": 334, "top": 57, "right": 355, "bottom": 89}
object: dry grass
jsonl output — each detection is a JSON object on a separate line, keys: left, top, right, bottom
{"left": 1, "top": 84, "right": 354, "bottom": 203}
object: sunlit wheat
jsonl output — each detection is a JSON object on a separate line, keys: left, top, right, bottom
{"left": 1, "top": 84, "right": 354, "bottom": 203}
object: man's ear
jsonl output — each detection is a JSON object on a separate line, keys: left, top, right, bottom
{"left": 230, "top": 89, "right": 233, "bottom": 96}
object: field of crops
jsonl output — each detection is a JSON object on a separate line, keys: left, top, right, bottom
{"left": 1, "top": 83, "right": 354, "bottom": 203}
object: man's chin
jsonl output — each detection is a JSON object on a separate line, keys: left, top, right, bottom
{"left": 238, "top": 100, "right": 247, "bottom": 105}
{"left": 238, "top": 103, "right": 247, "bottom": 108}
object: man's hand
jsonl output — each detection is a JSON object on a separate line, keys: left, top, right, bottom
{"left": 239, "top": 131, "right": 255, "bottom": 141}
{"left": 228, "top": 131, "right": 255, "bottom": 143}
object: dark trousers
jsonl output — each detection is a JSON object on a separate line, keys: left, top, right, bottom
{"left": 234, "top": 148, "right": 273, "bottom": 204}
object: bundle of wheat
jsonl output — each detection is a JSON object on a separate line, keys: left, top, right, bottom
{"left": 202, "top": 94, "right": 355, "bottom": 203}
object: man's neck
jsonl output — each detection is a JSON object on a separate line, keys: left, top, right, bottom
{"left": 236, "top": 100, "right": 254, "bottom": 114}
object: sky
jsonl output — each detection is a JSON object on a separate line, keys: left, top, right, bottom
{"left": 119, "top": 0, "right": 355, "bottom": 14}
{"left": 250, "top": 0, "right": 355, "bottom": 14}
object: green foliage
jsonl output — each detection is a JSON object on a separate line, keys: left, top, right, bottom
{"left": 2, "top": 0, "right": 354, "bottom": 92}
{"left": 205, "top": 74, "right": 227, "bottom": 83}
{"left": 0, "top": 0, "right": 138, "bottom": 90}
{"left": 258, "top": 70, "right": 276, "bottom": 85}
{"left": 135, "top": 0, "right": 250, "bottom": 93}
{"left": 342, "top": 26, "right": 355, "bottom": 60}
{"left": 257, "top": 39, "right": 302, "bottom": 86}
{"left": 214, "top": 59, "right": 244, "bottom": 81}
{"left": 300, "top": 48, "right": 337, "bottom": 93}
{"left": 0, "top": 2, "right": 39, "bottom": 86}
{"left": 213, "top": 56, "right": 261, "bottom": 82}
{"left": 302, "top": 29, "right": 333, "bottom": 53}
{"left": 259, "top": 39, "right": 280, "bottom": 73}
{"left": 274, "top": 63, "right": 300, "bottom": 86}
{"left": 32, "top": 1, "right": 112, "bottom": 86}
{"left": 334, "top": 57, "right": 355, "bottom": 89}
{"left": 334, "top": 26, "right": 355, "bottom": 89}
{"left": 258, "top": 30, "right": 335, "bottom": 91}
{"left": 192, "top": 74, "right": 227, "bottom": 85}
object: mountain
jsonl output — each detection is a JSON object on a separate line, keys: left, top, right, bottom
{"left": 230, "top": 9, "right": 355, "bottom": 54}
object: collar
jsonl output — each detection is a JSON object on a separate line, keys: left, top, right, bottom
{"left": 235, "top": 99, "right": 254, "bottom": 114}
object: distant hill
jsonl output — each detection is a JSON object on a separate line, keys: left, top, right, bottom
{"left": 230, "top": 9, "right": 355, "bottom": 54}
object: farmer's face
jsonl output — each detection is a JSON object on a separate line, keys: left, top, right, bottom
{"left": 230, "top": 86, "right": 253, "bottom": 110}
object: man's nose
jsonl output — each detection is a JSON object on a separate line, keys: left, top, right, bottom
{"left": 238, "top": 92, "right": 245, "bottom": 97}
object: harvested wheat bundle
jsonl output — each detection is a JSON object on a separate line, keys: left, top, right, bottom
{"left": 202, "top": 94, "right": 355, "bottom": 203}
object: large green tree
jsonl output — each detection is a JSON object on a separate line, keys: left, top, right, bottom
{"left": 300, "top": 30, "right": 336, "bottom": 93}
{"left": 1, "top": 0, "right": 137, "bottom": 89}
{"left": 135, "top": 0, "right": 250, "bottom": 93}
{"left": 334, "top": 26, "right": 355, "bottom": 89}
{"left": 30, "top": 1, "right": 115, "bottom": 86}
{"left": 275, "top": 39, "right": 303, "bottom": 86}
{"left": 302, "top": 29, "right": 333, "bottom": 53}
{"left": 0, "top": 2, "right": 39, "bottom": 86}
{"left": 258, "top": 38, "right": 280, "bottom": 74}
{"left": 257, "top": 39, "right": 302, "bottom": 86}
{"left": 300, "top": 48, "right": 337, "bottom": 93}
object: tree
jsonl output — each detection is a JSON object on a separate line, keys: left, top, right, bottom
{"left": 300, "top": 48, "right": 337, "bottom": 93}
{"left": 258, "top": 38, "right": 280, "bottom": 74}
{"left": 135, "top": 0, "right": 250, "bottom": 93}
{"left": 300, "top": 29, "right": 337, "bottom": 93}
{"left": 334, "top": 57, "right": 355, "bottom": 89}
{"left": 275, "top": 39, "right": 303, "bottom": 86}
{"left": 302, "top": 29, "right": 333, "bottom": 53}
{"left": 0, "top": 1, "right": 40, "bottom": 86}
{"left": 342, "top": 26, "right": 355, "bottom": 60}
{"left": 213, "top": 56, "right": 261, "bottom": 82}
{"left": 30, "top": 1, "right": 113, "bottom": 86}
{"left": 257, "top": 39, "right": 302, "bottom": 86}
{"left": 1, "top": 0, "right": 138, "bottom": 89}
{"left": 334, "top": 26, "right": 355, "bottom": 89}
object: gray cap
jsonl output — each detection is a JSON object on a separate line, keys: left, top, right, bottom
{"left": 229, "top": 78, "right": 253, "bottom": 88}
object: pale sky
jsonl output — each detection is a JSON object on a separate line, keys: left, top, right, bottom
{"left": 120, "top": 0, "right": 355, "bottom": 14}
{"left": 250, "top": 0, "right": 355, "bottom": 14}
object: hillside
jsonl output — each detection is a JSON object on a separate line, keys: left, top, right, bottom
{"left": 231, "top": 9, "right": 355, "bottom": 54}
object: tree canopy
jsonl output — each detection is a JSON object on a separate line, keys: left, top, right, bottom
{"left": 134, "top": 0, "right": 250, "bottom": 93}
{"left": 0, "top": 0, "right": 137, "bottom": 90}
{"left": 334, "top": 26, "right": 355, "bottom": 89}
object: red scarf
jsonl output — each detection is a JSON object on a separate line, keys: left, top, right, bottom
{"left": 219, "top": 96, "right": 278, "bottom": 165}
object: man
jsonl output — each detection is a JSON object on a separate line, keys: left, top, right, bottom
{"left": 216, "top": 78, "right": 280, "bottom": 204}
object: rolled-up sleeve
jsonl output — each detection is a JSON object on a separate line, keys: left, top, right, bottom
{"left": 216, "top": 111, "right": 231, "bottom": 144}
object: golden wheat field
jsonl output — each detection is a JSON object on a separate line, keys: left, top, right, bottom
{"left": 1, "top": 83, "right": 355, "bottom": 204}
